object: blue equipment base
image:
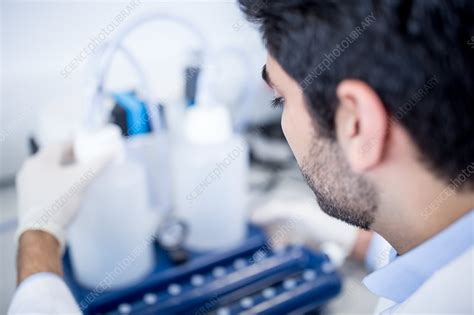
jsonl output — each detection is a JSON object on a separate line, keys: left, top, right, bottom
{"left": 63, "top": 225, "right": 342, "bottom": 314}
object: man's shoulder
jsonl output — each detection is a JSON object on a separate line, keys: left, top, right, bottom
{"left": 393, "top": 246, "right": 473, "bottom": 314}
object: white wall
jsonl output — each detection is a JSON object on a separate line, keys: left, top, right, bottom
{"left": 0, "top": 0, "right": 274, "bottom": 181}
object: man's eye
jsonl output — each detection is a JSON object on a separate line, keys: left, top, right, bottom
{"left": 270, "top": 97, "right": 284, "bottom": 109}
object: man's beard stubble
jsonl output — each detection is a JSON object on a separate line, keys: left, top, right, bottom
{"left": 300, "top": 135, "right": 378, "bottom": 230}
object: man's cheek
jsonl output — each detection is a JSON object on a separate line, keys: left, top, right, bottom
{"left": 281, "top": 108, "right": 293, "bottom": 147}
{"left": 281, "top": 107, "right": 306, "bottom": 165}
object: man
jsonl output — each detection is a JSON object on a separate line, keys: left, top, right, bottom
{"left": 8, "top": 0, "right": 474, "bottom": 314}
{"left": 238, "top": 0, "right": 473, "bottom": 313}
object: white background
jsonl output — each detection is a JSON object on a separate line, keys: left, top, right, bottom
{"left": 0, "top": 0, "right": 274, "bottom": 182}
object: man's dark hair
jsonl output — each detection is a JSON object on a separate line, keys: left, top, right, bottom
{"left": 239, "top": 0, "right": 474, "bottom": 188}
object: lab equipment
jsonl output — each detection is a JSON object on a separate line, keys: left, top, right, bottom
{"left": 184, "top": 50, "right": 202, "bottom": 107}
{"left": 62, "top": 226, "right": 342, "bottom": 314}
{"left": 110, "top": 91, "right": 172, "bottom": 212}
{"left": 68, "top": 125, "right": 156, "bottom": 289}
{"left": 86, "top": 13, "right": 208, "bottom": 132}
{"left": 67, "top": 12, "right": 255, "bottom": 288}
{"left": 170, "top": 48, "right": 252, "bottom": 251}
{"left": 171, "top": 104, "right": 249, "bottom": 251}
{"left": 155, "top": 214, "right": 189, "bottom": 264}
{"left": 111, "top": 91, "right": 152, "bottom": 136}
{"left": 68, "top": 16, "right": 198, "bottom": 289}
{"left": 67, "top": 14, "right": 202, "bottom": 288}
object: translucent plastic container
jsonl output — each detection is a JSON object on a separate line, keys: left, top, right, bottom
{"left": 68, "top": 126, "right": 155, "bottom": 289}
{"left": 171, "top": 135, "right": 248, "bottom": 251}
{"left": 126, "top": 133, "right": 172, "bottom": 213}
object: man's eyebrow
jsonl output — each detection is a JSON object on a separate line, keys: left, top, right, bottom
{"left": 262, "top": 64, "right": 271, "bottom": 87}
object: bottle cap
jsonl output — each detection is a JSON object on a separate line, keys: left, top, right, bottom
{"left": 74, "top": 124, "right": 125, "bottom": 163}
{"left": 184, "top": 105, "right": 232, "bottom": 145}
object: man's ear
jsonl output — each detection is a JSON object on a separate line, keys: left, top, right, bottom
{"left": 335, "top": 80, "right": 389, "bottom": 173}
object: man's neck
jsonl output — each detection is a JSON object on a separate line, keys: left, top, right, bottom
{"left": 373, "top": 183, "right": 474, "bottom": 255}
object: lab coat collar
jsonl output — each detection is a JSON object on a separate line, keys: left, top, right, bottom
{"left": 363, "top": 210, "right": 474, "bottom": 303}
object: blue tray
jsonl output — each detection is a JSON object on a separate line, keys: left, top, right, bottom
{"left": 63, "top": 225, "right": 342, "bottom": 314}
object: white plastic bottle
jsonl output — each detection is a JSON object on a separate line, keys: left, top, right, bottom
{"left": 68, "top": 125, "right": 155, "bottom": 289}
{"left": 126, "top": 132, "right": 172, "bottom": 214}
{"left": 171, "top": 105, "right": 248, "bottom": 251}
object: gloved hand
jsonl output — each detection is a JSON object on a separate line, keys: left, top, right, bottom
{"left": 251, "top": 194, "right": 359, "bottom": 266}
{"left": 16, "top": 142, "right": 114, "bottom": 251}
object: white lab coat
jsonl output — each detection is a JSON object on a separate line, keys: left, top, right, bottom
{"left": 8, "top": 272, "right": 81, "bottom": 315}
{"left": 374, "top": 247, "right": 473, "bottom": 314}
{"left": 8, "top": 247, "right": 473, "bottom": 314}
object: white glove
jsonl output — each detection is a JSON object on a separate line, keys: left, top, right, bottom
{"left": 251, "top": 196, "right": 359, "bottom": 266}
{"left": 15, "top": 142, "right": 113, "bottom": 250}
